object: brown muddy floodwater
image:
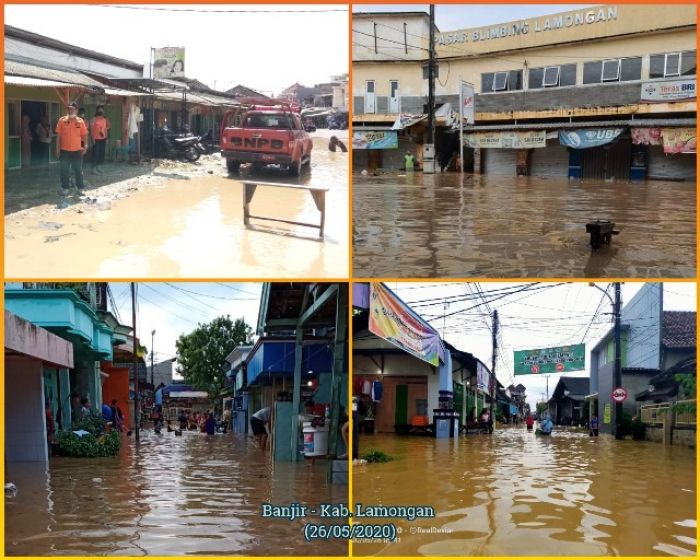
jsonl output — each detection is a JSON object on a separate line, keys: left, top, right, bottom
{"left": 352, "top": 173, "right": 696, "bottom": 278}
{"left": 6, "top": 431, "right": 347, "bottom": 556}
{"left": 5, "top": 131, "right": 348, "bottom": 278}
{"left": 353, "top": 429, "right": 696, "bottom": 556}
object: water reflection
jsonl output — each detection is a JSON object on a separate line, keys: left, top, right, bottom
{"left": 353, "top": 428, "right": 696, "bottom": 556}
{"left": 6, "top": 431, "right": 346, "bottom": 556}
{"left": 352, "top": 173, "right": 696, "bottom": 278}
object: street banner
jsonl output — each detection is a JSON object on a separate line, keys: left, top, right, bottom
{"left": 661, "top": 128, "right": 697, "bottom": 154}
{"left": 514, "top": 344, "right": 585, "bottom": 375}
{"left": 559, "top": 128, "right": 623, "bottom": 149}
{"left": 368, "top": 283, "right": 440, "bottom": 366}
{"left": 631, "top": 128, "right": 663, "bottom": 146}
{"left": 352, "top": 130, "right": 399, "bottom": 150}
{"left": 464, "top": 130, "right": 546, "bottom": 149}
{"left": 460, "top": 81, "right": 475, "bottom": 125}
{"left": 476, "top": 362, "right": 492, "bottom": 393}
{"left": 641, "top": 79, "right": 696, "bottom": 102}
{"left": 153, "top": 47, "right": 185, "bottom": 78}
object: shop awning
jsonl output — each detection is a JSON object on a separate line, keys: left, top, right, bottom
{"left": 461, "top": 118, "right": 697, "bottom": 132}
{"left": 5, "top": 75, "right": 72, "bottom": 88}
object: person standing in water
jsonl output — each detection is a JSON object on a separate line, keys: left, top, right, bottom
{"left": 404, "top": 151, "right": 415, "bottom": 172}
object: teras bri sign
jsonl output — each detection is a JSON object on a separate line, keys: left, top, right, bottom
{"left": 514, "top": 344, "right": 585, "bottom": 375}
{"left": 436, "top": 6, "right": 618, "bottom": 45}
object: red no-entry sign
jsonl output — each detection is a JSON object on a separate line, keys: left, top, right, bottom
{"left": 611, "top": 387, "right": 628, "bottom": 403}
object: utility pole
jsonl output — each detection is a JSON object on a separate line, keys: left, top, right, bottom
{"left": 151, "top": 329, "right": 156, "bottom": 388}
{"left": 131, "top": 283, "right": 140, "bottom": 443}
{"left": 490, "top": 310, "right": 499, "bottom": 429}
{"left": 613, "top": 282, "right": 623, "bottom": 440}
{"left": 425, "top": 4, "right": 436, "bottom": 173}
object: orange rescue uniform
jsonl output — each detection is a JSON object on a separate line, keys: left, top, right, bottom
{"left": 91, "top": 116, "right": 110, "bottom": 141}
{"left": 55, "top": 116, "right": 88, "bottom": 152}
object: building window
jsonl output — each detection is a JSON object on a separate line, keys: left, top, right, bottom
{"left": 583, "top": 57, "right": 642, "bottom": 84}
{"left": 650, "top": 50, "right": 696, "bottom": 78}
{"left": 493, "top": 71, "right": 508, "bottom": 91}
{"left": 481, "top": 70, "right": 523, "bottom": 92}
{"left": 602, "top": 59, "right": 620, "bottom": 82}
{"left": 528, "top": 64, "right": 576, "bottom": 89}
{"left": 542, "top": 66, "right": 560, "bottom": 87}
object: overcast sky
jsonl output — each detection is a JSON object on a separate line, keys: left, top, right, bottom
{"left": 5, "top": 4, "right": 348, "bottom": 95}
{"left": 109, "top": 283, "right": 263, "bottom": 379}
{"left": 384, "top": 282, "right": 696, "bottom": 408}
{"left": 352, "top": 4, "right": 593, "bottom": 30}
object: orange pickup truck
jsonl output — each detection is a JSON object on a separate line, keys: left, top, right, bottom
{"left": 220, "top": 103, "right": 313, "bottom": 177}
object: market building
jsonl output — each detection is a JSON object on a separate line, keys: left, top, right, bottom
{"left": 4, "top": 25, "right": 241, "bottom": 172}
{"left": 4, "top": 283, "right": 131, "bottom": 462}
{"left": 352, "top": 5, "right": 696, "bottom": 179}
{"left": 352, "top": 282, "right": 505, "bottom": 438}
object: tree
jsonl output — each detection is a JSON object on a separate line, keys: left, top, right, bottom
{"left": 175, "top": 316, "right": 253, "bottom": 397}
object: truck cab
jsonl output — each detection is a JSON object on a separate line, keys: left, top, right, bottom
{"left": 220, "top": 103, "right": 313, "bottom": 177}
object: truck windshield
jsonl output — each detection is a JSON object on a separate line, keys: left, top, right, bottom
{"left": 243, "top": 114, "right": 294, "bottom": 129}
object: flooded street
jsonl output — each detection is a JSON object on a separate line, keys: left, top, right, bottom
{"left": 6, "top": 430, "right": 347, "bottom": 556}
{"left": 353, "top": 429, "right": 696, "bottom": 556}
{"left": 5, "top": 130, "right": 348, "bottom": 278}
{"left": 352, "top": 173, "right": 696, "bottom": 278}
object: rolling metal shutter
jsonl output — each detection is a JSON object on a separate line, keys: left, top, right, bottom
{"left": 530, "top": 140, "right": 569, "bottom": 177}
{"left": 484, "top": 148, "right": 516, "bottom": 175}
{"left": 647, "top": 146, "right": 696, "bottom": 181}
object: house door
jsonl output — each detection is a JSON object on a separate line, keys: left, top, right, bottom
{"left": 395, "top": 384, "right": 408, "bottom": 426}
{"left": 365, "top": 81, "right": 376, "bottom": 113}
{"left": 6, "top": 100, "right": 21, "bottom": 169}
{"left": 389, "top": 80, "right": 399, "bottom": 113}
{"left": 48, "top": 102, "right": 60, "bottom": 163}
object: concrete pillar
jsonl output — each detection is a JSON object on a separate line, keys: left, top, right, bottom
{"left": 5, "top": 356, "right": 48, "bottom": 462}
{"left": 58, "top": 368, "right": 71, "bottom": 430}
{"left": 427, "top": 367, "right": 440, "bottom": 417}
{"left": 473, "top": 147, "right": 482, "bottom": 174}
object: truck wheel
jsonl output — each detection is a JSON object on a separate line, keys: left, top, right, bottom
{"left": 226, "top": 160, "right": 240, "bottom": 173}
{"left": 288, "top": 159, "right": 302, "bottom": 177}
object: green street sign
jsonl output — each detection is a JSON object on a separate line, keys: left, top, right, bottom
{"left": 514, "top": 344, "right": 585, "bottom": 375}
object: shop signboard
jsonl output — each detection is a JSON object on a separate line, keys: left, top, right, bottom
{"left": 368, "top": 283, "right": 440, "bottom": 366}
{"left": 514, "top": 344, "right": 585, "bottom": 375}
{"left": 460, "top": 81, "right": 475, "bottom": 125}
{"left": 476, "top": 362, "right": 492, "bottom": 392}
{"left": 153, "top": 47, "right": 185, "bottom": 79}
{"left": 631, "top": 128, "right": 663, "bottom": 146}
{"left": 641, "top": 79, "right": 696, "bottom": 102}
{"left": 464, "top": 130, "right": 546, "bottom": 149}
{"left": 352, "top": 130, "right": 399, "bottom": 150}
{"left": 661, "top": 128, "right": 696, "bottom": 154}
{"left": 603, "top": 403, "right": 612, "bottom": 424}
{"left": 559, "top": 128, "right": 623, "bottom": 149}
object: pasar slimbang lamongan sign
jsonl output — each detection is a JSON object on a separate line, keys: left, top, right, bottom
{"left": 368, "top": 283, "right": 441, "bottom": 366}
{"left": 514, "top": 344, "right": 585, "bottom": 375}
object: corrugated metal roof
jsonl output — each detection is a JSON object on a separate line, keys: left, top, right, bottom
{"left": 5, "top": 75, "right": 72, "bottom": 88}
{"left": 5, "top": 59, "right": 105, "bottom": 90}
{"left": 103, "top": 87, "right": 150, "bottom": 97}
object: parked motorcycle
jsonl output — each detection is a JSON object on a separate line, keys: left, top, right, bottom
{"left": 197, "top": 129, "right": 218, "bottom": 155}
{"left": 155, "top": 127, "right": 201, "bottom": 162}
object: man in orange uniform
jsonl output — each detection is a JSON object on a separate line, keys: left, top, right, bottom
{"left": 55, "top": 102, "right": 87, "bottom": 194}
{"left": 91, "top": 105, "right": 110, "bottom": 174}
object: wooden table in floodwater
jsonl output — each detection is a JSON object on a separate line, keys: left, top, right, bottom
{"left": 240, "top": 180, "right": 329, "bottom": 238}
